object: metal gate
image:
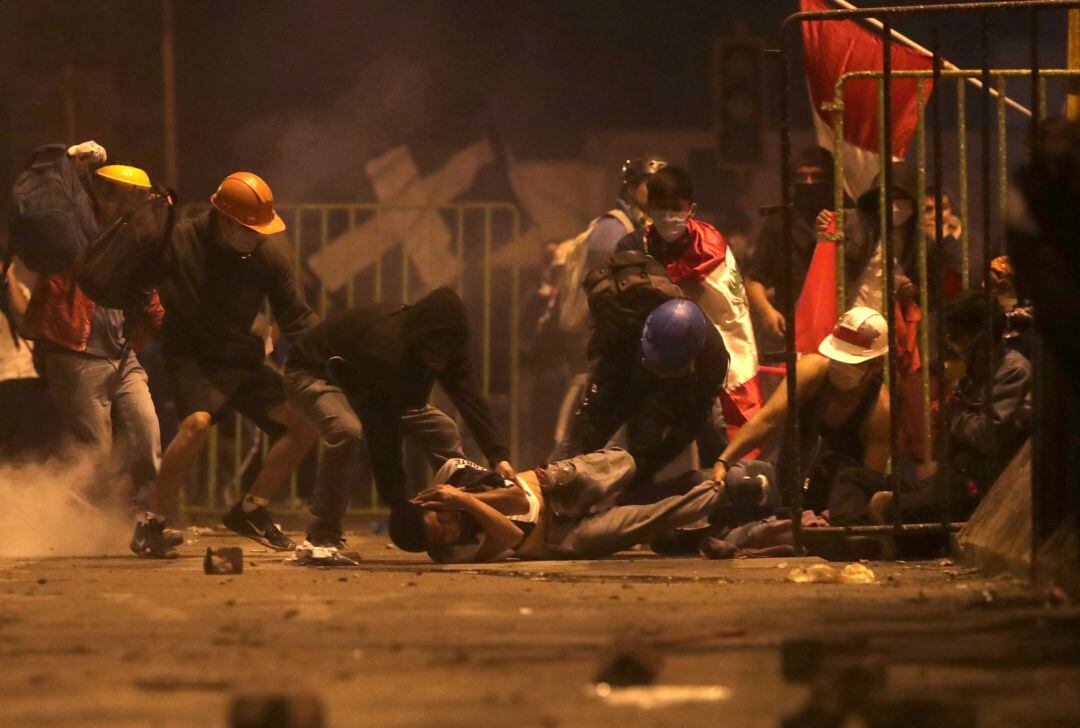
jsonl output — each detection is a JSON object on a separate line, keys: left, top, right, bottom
{"left": 777, "top": 1, "right": 1080, "bottom": 553}
{"left": 173, "top": 201, "right": 523, "bottom": 517}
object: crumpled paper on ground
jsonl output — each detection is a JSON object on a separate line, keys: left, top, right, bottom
{"left": 788, "top": 563, "right": 876, "bottom": 584}
{"left": 284, "top": 544, "right": 360, "bottom": 567}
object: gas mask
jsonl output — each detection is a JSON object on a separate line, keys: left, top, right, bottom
{"left": 653, "top": 211, "right": 691, "bottom": 243}
{"left": 827, "top": 360, "right": 869, "bottom": 390}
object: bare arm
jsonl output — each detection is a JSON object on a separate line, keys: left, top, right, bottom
{"left": 714, "top": 354, "right": 830, "bottom": 478}
{"left": 860, "top": 387, "right": 891, "bottom": 473}
{"left": 458, "top": 493, "right": 526, "bottom": 562}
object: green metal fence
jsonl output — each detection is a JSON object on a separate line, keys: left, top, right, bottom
{"left": 825, "top": 68, "right": 1074, "bottom": 474}
{"left": 174, "top": 201, "right": 523, "bottom": 517}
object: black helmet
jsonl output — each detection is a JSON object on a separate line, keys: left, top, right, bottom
{"left": 621, "top": 156, "right": 667, "bottom": 187}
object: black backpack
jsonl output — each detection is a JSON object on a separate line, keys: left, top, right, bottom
{"left": 73, "top": 188, "right": 176, "bottom": 309}
{"left": 583, "top": 249, "right": 686, "bottom": 354}
{"left": 7, "top": 144, "right": 98, "bottom": 275}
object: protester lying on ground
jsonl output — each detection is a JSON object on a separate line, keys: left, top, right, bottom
{"left": 557, "top": 298, "right": 730, "bottom": 486}
{"left": 284, "top": 287, "right": 516, "bottom": 555}
{"left": 712, "top": 307, "right": 892, "bottom": 526}
{"left": 616, "top": 164, "right": 762, "bottom": 440}
{"left": 386, "top": 448, "right": 772, "bottom": 563}
{"left": 133, "top": 172, "right": 319, "bottom": 558}
{"left": 13, "top": 143, "right": 165, "bottom": 516}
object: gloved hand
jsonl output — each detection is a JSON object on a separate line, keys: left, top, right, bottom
{"left": 67, "top": 141, "right": 107, "bottom": 163}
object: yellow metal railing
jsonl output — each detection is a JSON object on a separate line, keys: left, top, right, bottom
{"left": 173, "top": 201, "right": 523, "bottom": 516}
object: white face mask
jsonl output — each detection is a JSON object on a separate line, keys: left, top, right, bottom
{"left": 220, "top": 224, "right": 266, "bottom": 257}
{"left": 653, "top": 211, "right": 691, "bottom": 243}
{"left": 827, "top": 360, "right": 869, "bottom": 390}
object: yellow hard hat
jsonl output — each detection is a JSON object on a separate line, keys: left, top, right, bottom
{"left": 95, "top": 164, "right": 152, "bottom": 189}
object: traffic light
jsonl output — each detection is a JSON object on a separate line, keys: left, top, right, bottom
{"left": 713, "top": 35, "right": 764, "bottom": 164}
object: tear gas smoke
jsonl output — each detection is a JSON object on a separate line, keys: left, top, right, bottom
{"left": 0, "top": 450, "right": 131, "bottom": 558}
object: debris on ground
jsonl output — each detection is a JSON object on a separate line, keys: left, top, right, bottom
{"left": 589, "top": 683, "right": 731, "bottom": 710}
{"left": 229, "top": 693, "right": 324, "bottom": 728}
{"left": 593, "top": 640, "right": 662, "bottom": 687}
{"left": 787, "top": 563, "right": 876, "bottom": 584}
{"left": 204, "top": 547, "right": 244, "bottom": 575}
{"left": 283, "top": 544, "right": 359, "bottom": 567}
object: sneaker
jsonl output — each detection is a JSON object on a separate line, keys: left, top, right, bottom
{"left": 222, "top": 503, "right": 296, "bottom": 551}
{"left": 727, "top": 474, "right": 768, "bottom": 507}
{"left": 130, "top": 518, "right": 183, "bottom": 558}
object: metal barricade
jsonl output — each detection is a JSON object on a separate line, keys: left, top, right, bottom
{"left": 172, "top": 201, "right": 523, "bottom": 517}
{"left": 777, "top": 1, "right": 1080, "bottom": 553}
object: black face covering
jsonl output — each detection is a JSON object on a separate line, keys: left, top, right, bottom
{"left": 793, "top": 182, "right": 833, "bottom": 223}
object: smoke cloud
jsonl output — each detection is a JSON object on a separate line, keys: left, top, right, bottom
{"left": 0, "top": 452, "right": 131, "bottom": 558}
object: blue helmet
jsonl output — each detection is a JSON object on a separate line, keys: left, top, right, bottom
{"left": 640, "top": 300, "right": 709, "bottom": 375}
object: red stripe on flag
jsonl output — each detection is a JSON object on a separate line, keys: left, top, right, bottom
{"left": 800, "top": 0, "right": 933, "bottom": 158}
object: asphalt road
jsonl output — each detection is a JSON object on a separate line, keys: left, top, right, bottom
{"left": 0, "top": 530, "right": 1077, "bottom": 727}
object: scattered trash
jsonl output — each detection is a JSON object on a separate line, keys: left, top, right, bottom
{"left": 204, "top": 547, "right": 244, "bottom": 575}
{"left": 1045, "top": 584, "right": 1071, "bottom": 607}
{"left": 589, "top": 683, "right": 730, "bottom": 710}
{"left": 518, "top": 607, "right": 533, "bottom": 616}
{"left": 788, "top": 563, "right": 876, "bottom": 585}
{"left": 593, "top": 642, "right": 661, "bottom": 687}
{"left": 229, "top": 693, "right": 324, "bottom": 728}
{"left": 284, "top": 544, "right": 359, "bottom": 567}
{"left": 185, "top": 527, "right": 201, "bottom": 545}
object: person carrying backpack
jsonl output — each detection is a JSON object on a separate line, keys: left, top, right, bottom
{"left": 11, "top": 142, "right": 166, "bottom": 519}
{"left": 545, "top": 156, "right": 666, "bottom": 454}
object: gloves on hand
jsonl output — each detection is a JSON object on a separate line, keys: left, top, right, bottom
{"left": 67, "top": 141, "right": 107, "bottom": 164}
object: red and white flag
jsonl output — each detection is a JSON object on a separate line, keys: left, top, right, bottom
{"left": 800, "top": 0, "right": 934, "bottom": 196}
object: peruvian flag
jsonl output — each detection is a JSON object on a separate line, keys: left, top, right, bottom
{"left": 800, "top": 0, "right": 934, "bottom": 196}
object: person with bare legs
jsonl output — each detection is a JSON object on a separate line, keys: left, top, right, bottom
{"left": 131, "top": 172, "right": 318, "bottom": 557}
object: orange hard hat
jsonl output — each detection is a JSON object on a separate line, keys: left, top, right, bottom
{"left": 210, "top": 172, "right": 286, "bottom": 234}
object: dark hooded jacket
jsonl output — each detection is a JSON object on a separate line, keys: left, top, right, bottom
{"left": 747, "top": 146, "right": 861, "bottom": 301}
{"left": 288, "top": 287, "right": 509, "bottom": 505}
{"left": 845, "top": 162, "right": 962, "bottom": 304}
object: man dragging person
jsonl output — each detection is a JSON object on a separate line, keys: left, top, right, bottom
{"left": 284, "top": 287, "right": 517, "bottom": 556}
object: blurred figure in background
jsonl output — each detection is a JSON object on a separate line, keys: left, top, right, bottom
{"left": 545, "top": 156, "right": 666, "bottom": 456}
{"left": 746, "top": 147, "right": 847, "bottom": 349}
{"left": 0, "top": 261, "right": 56, "bottom": 460}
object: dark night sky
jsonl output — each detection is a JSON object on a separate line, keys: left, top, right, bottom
{"left": 1, "top": 0, "right": 1069, "bottom": 202}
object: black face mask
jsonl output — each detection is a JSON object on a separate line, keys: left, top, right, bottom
{"left": 792, "top": 182, "right": 833, "bottom": 222}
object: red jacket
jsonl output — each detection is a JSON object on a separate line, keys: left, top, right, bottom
{"left": 24, "top": 270, "right": 163, "bottom": 353}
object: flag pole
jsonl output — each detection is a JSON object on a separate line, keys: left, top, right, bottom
{"left": 830, "top": 0, "right": 1033, "bottom": 118}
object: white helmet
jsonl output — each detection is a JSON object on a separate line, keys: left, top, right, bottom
{"left": 818, "top": 306, "right": 889, "bottom": 363}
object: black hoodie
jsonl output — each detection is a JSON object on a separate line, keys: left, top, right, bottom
{"left": 288, "top": 287, "right": 509, "bottom": 505}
